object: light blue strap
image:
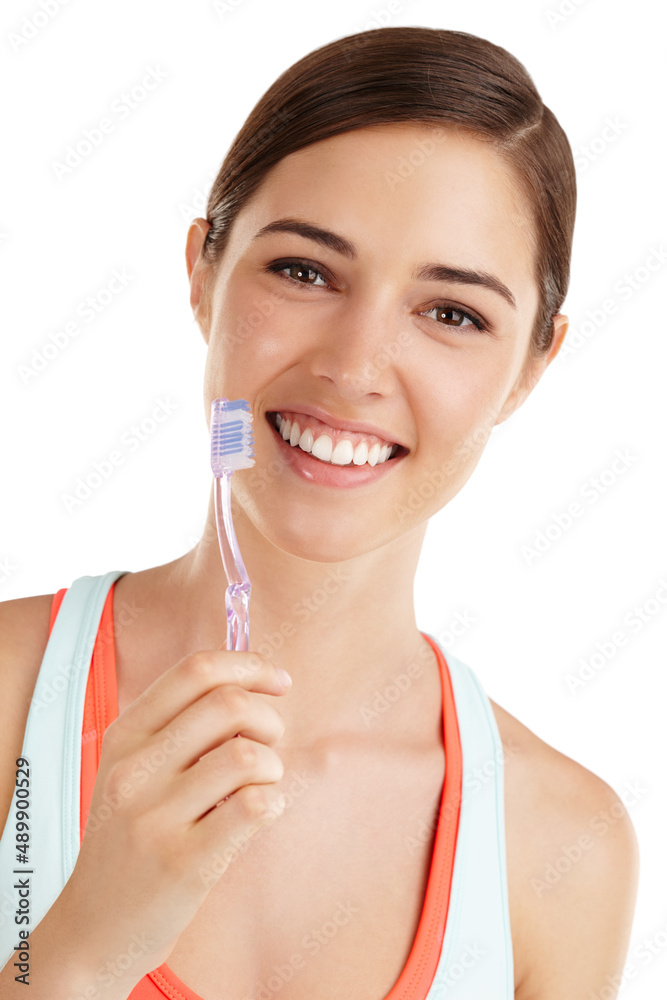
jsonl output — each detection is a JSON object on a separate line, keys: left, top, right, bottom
{"left": 424, "top": 645, "right": 514, "bottom": 999}
{"left": 0, "top": 570, "right": 126, "bottom": 967}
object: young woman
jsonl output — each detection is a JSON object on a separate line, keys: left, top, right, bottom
{"left": 0, "top": 26, "right": 638, "bottom": 1000}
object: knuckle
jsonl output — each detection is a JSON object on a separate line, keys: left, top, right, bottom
{"left": 184, "top": 650, "right": 217, "bottom": 680}
{"left": 229, "top": 736, "right": 260, "bottom": 771}
{"left": 236, "top": 784, "right": 272, "bottom": 822}
{"left": 217, "top": 684, "right": 249, "bottom": 719}
{"left": 104, "top": 756, "right": 136, "bottom": 798}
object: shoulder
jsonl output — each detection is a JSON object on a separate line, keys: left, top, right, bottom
{"left": 0, "top": 592, "right": 55, "bottom": 837}
{"left": 490, "top": 699, "right": 639, "bottom": 1000}
{"left": 0, "top": 591, "right": 55, "bottom": 693}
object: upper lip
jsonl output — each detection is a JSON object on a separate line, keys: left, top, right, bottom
{"left": 267, "top": 404, "right": 407, "bottom": 450}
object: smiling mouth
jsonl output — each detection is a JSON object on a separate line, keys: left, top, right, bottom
{"left": 266, "top": 411, "right": 409, "bottom": 468}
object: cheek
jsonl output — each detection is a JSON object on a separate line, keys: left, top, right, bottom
{"left": 212, "top": 276, "right": 299, "bottom": 368}
{"left": 410, "top": 362, "right": 508, "bottom": 493}
{"left": 415, "top": 413, "right": 493, "bottom": 507}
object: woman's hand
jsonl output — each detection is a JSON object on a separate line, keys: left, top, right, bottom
{"left": 56, "top": 648, "right": 291, "bottom": 990}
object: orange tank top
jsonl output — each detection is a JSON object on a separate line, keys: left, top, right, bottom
{"left": 49, "top": 582, "right": 462, "bottom": 1000}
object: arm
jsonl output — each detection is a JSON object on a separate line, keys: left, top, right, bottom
{"left": 514, "top": 756, "right": 639, "bottom": 999}
{"left": 0, "top": 883, "right": 144, "bottom": 999}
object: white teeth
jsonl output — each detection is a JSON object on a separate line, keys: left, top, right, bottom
{"left": 311, "top": 434, "right": 333, "bottom": 462}
{"left": 298, "top": 427, "right": 314, "bottom": 453}
{"left": 289, "top": 421, "right": 301, "bottom": 446}
{"left": 352, "top": 441, "right": 368, "bottom": 465}
{"left": 331, "top": 439, "right": 354, "bottom": 466}
{"left": 273, "top": 412, "right": 398, "bottom": 467}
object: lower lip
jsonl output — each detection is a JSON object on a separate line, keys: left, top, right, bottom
{"left": 266, "top": 416, "right": 405, "bottom": 489}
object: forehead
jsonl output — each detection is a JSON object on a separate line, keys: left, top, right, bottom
{"left": 232, "top": 123, "right": 536, "bottom": 301}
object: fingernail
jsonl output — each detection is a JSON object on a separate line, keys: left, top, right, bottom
{"left": 277, "top": 666, "right": 292, "bottom": 687}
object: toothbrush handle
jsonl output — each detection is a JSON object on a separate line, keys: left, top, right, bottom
{"left": 226, "top": 584, "right": 250, "bottom": 652}
{"left": 214, "top": 473, "right": 251, "bottom": 652}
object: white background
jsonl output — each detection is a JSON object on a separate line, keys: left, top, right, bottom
{"left": 0, "top": 0, "right": 665, "bottom": 996}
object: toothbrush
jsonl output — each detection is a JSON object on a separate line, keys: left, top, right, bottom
{"left": 210, "top": 398, "right": 255, "bottom": 652}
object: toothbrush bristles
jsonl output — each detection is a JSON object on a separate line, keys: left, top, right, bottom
{"left": 211, "top": 398, "right": 255, "bottom": 474}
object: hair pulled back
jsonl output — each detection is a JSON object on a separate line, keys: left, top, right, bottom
{"left": 201, "top": 26, "right": 576, "bottom": 356}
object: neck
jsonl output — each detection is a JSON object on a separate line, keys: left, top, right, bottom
{"left": 159, "top": 483, "right": 438, "bottom": 741}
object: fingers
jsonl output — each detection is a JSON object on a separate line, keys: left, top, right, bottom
{"left": 156, "top": 682, "right": 286, "bottom": 773}
{"left": 170, "top": 736, "right": 285, "bottom": 825}
{"left": 190, "top": 774, "right": 288, "bottom": 866}
{"left": 111, "top": 650, "right": 291, "bottom": 740}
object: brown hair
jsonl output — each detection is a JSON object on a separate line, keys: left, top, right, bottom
{"left": 201, "top": 26, "right": 576, "bottom": 357}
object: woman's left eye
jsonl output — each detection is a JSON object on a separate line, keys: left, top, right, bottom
{"left": 420, "top": 305, "right": 485, "bottom": 331}
{"left": 266, "top": 259, "right": 329, "bottom": 287}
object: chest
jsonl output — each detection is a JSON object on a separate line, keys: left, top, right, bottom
{"left": 163, "top": 741, "right": 447, "bottom": 1000}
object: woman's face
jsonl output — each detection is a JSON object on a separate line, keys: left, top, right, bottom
{"left": 188, "top": 123, "right": 566, "bottom": 562}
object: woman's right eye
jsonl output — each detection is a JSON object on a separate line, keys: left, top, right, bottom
{"left": 265, "top": 259, "right": 329, "bottom": 288}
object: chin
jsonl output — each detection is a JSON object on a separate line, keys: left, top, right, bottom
{"left": 252, "top": 498, "right": 392, "bottom": 563}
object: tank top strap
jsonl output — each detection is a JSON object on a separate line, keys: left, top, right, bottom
{"left": 49, "top": 588, "right": 67, "bottom": 631}
{"left": 0, "top": 570, "right": 128, "bottom": 969}
{"left": 424, "top": 645, "right": 514, "bottom": 998}
{"left": 79, "top": 578, "right": 122, "bottom": 841}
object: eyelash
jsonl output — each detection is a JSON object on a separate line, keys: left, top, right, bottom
{"left": 264, "top": 258, "right": 489, "bottom": 333}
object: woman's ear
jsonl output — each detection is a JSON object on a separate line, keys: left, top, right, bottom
{"left": 494, "top": 313, "right": 569, "bottom": 427}
{"left": 185, "top": 218, "right": 213, "bottom": 342}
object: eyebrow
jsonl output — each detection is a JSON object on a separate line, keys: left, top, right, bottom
{"left": 251, "top": 217, "right": 517, "bottom": 310}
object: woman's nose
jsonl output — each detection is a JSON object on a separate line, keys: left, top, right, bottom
{"left": 306, "top": 298, "right": 409, "bottom": 400}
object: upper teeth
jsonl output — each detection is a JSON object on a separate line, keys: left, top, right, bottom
{"left": 274, "top": 413, "right": 398, "bottom": 467}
